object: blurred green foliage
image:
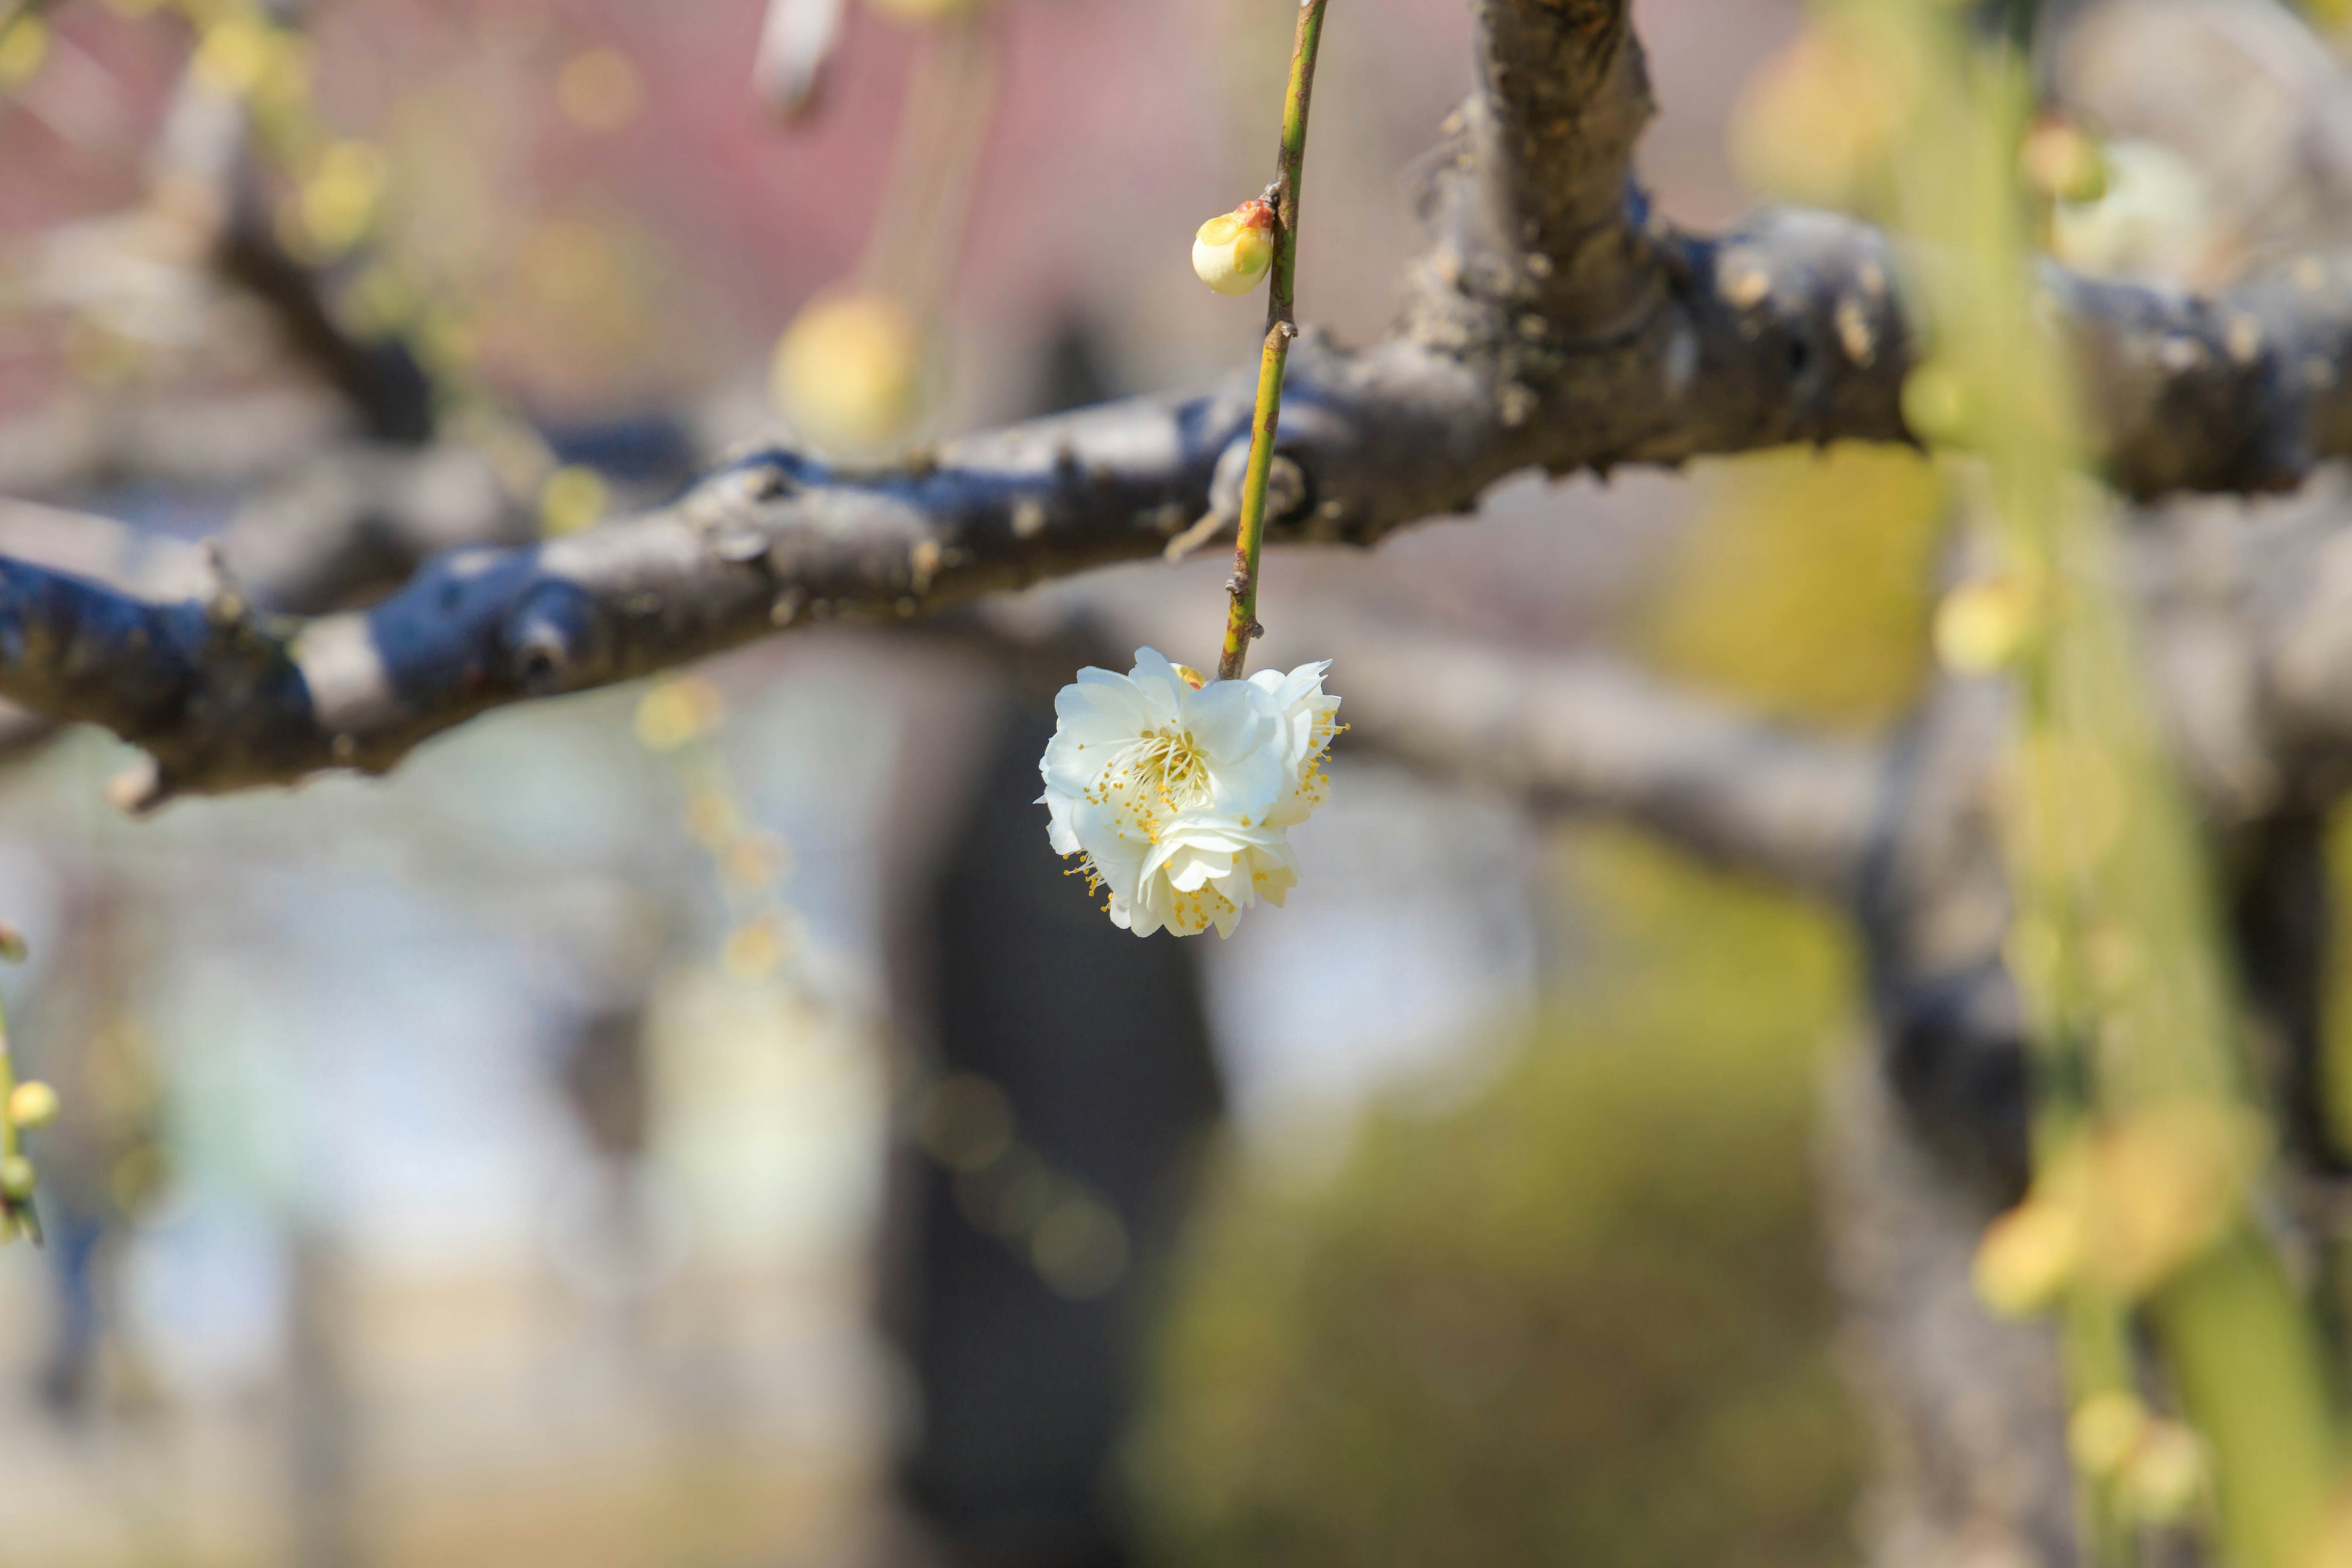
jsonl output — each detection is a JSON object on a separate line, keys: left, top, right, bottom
{"left": 1133, "top": 827, "right": 1867, "bottom": 1568}
{"left": 1644, "top": 443, "right": 1945, "bottom": 729}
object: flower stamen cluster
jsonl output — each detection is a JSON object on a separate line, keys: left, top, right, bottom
{"left": 1039, "top": 648, "right": 1340, "bottom": 937}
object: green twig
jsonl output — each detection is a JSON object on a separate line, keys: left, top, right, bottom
{"left": 1215, "top": 0, "right": 1327, "bottom": 684}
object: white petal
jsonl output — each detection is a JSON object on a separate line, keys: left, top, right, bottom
{"left": 1179, "top": 680, "right": 1269, "bottom": 762}
{"left": 1125, "top": 647, "right": 1189, "bottom": 719}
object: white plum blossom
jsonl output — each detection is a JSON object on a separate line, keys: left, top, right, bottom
{"left": 1039, "top": 648, "right": 1340, "bottom": 937}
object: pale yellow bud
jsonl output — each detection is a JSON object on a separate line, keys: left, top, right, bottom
{"left": 7, "top": 1081, "right": 58, "bottom": 1130}
{"left": 1193, "top": 202, "right": 1276, "bottom": 296}
{"left": 772, "top": 291, "right": 926, "bottom": 451}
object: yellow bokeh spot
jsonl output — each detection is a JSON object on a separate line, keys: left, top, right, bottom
{"left": 7, "top": 1080, "right": 58, "bottom": 1130}
{"left": 1031, "top": 1196, "right": 1129, "bottom": 1299}
{"left": 2119, "top": 1422, "right": 2203, "bottom": 1524}
{"left": 721, "top": 914, "right": 793, "bottom": 981}
{"left": 865, "top": 0, "right": 981, "bottom": 24}
{"left": 300, "top": 141, "right": 388, "bottom": 255}
{"left": 192, "top": 15, "right": 279, "bottom": 97}
{"left": 1901, "top": 361, "right": 1970, "bottom": 444}
{"left": 1934, "top": 574, "right": 2037, "bottom": 674}
{"left": 538, "top": 464, "right": 609, "bottom": 537}
{"left": 771, "top": 290, "right": 926, "bottom": 452}
{"left": 0, "top": 17, "right": 51, "bottom": 86}
{"left": 2066, "top": 1390, "right": 2148, "bottom": 1479}
{"left": 557, "top": 47, "right": 644, "bottom": 134}
{"left": 2020, "top": 118, "right": 2105, "bottom": 205}
{"left": 916, "top": 1075, "right": 1015, "bottom": 1171}
{"left": 1972, "top": 1197, "right": 2080, "bottom": 1316}
{"left": 722, "top": 832, "right": 791, "bottom": 890}
{"left": 635, "top": 677, "right": 726, "bottom": 752}
{"left": 252, "top": 34, "right": 312, "bottom": 110}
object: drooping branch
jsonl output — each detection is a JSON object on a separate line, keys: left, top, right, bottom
{"left": 8, "top": 0, "right": 2352, "bottom": 802}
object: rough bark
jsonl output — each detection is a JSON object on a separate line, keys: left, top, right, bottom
{"left": 10, "top": 1, "right": 2352, "bottom": 804}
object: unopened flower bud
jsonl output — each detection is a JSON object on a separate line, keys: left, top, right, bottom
{"left": 7, "top": 1081, "right": 57, "bottom": 1129}
{"left": 1193, "top": 200, "right": 1276, "bottom": 296}
{"left": 1, "top": 1156, "right": 36, "bottom": 1202}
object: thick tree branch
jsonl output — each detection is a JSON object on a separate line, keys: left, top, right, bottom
{"left": 9, "top": 0, "right": 2352, "bottom": 801}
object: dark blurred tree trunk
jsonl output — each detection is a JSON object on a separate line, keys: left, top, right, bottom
{"left": 880, "top": 695, "right": 1224, "bottom": 1568}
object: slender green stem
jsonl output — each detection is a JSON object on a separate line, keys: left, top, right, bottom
{"left": 1216, "top": 0, "right": 1327, "bottom": 683}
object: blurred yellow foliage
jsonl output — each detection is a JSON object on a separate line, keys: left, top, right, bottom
{"left": 1729, "top": 23, "right": 1911, "bottom": 211}
{"left": 1640, "top": 444, "right": 1945, "bottom": 729}
{"left": 2010, "top": 733, "right": 2129, "bottom": 877}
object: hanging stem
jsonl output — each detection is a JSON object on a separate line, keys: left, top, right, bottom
{"left": 1216, "top": 0, "right": 1327, "bottom": 683}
